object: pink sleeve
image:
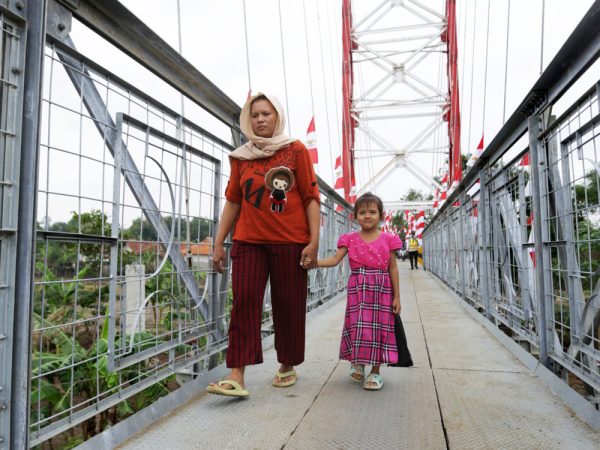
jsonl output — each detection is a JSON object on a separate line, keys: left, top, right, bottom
{"left": 337, "top": 233, "right": 349, "bottom": 248}
{"left": 389, "top": 233, "right": 402, "bottom": 251}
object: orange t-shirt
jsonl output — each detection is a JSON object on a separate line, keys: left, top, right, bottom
{"left": 225, "top": 140, "right": 320, "bottom": 244}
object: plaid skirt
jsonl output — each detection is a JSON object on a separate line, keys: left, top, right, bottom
{"left": 340, "top": 267, "right": 398, "bottom": 365}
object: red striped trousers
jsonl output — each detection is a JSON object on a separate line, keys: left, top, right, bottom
{"left": 226, "top": 241, "right": 308, "bottom": 368}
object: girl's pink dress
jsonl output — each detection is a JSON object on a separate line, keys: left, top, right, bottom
{"left": 337, "top": 231, "right": 402, "bottom": 365}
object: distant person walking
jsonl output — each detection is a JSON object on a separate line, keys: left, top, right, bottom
{"left": 318, "top": 192, "right": 402, "bottom": 390}
{"left": 207, "top": 92, "right": 320, "bottom": 398}
{"left": 407, "top": 231, "right": 419, "bottom": 270}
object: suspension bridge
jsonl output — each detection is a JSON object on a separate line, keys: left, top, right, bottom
{"left": 1, "top": 0, "right": 600, "bottom": 448}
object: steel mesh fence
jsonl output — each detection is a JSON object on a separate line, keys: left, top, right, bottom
{"left": 425, "top": 79, "right": 600, "bottom": 407}
{"left": 26, "top": 22, "right": 353, "bottom": 447}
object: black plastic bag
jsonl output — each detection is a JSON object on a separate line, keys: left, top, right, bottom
{"left": 389, "top": 314, "right": 413, "bottom": 367}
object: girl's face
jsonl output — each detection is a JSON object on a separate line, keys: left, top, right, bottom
{"left": 356, "top": 202, "right": 381, "bottom": 231}
{"left": 273, "top": 178, "right": 288, "bottom": 190}
{"left": 250, "top": 99, "right": 278, "bottom": 138}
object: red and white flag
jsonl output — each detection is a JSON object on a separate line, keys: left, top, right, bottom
{"left": 415, "top": 210, "right": 425, "bottom": 240}
{"left": 467, "top": 135, "right": 484, "bottom": 168}
{"left": 470, "top": 204, "right": 478, "bottom": 233}
{"left": 334, "top": 156, "right": 344, "bottom": 211}
{"left": 349, "top": 181, "right": 357, "bottom": 204}
{"left": 408, "top": 211, "right": 415, "bottom": 234}
{"left": 305, "top": 117, "right": 318, "bottom": 164}
{"left": 439, "top": 172, "right": 448, "bottom": 202}
{"left": 527, "top": 213, "right": 536, "bottom": 267}
{"left": 382, "top": 210, "right": 392, "bottom": 232}
{"left": 334, "top": 156, "right": 344, "bottom": 190}
{"left": 521, "top": 152, "right": 532, "bottom": 197}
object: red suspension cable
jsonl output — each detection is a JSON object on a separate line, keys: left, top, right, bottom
{"left": 341, "top": 0, "right": 356, "bottom": 202}
{"left": 443, "top": 0, "right": 462, "bottom": 188}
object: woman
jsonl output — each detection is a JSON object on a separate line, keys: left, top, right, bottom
{"left": 207, "top": 92, "right": 320, "bottom": 398}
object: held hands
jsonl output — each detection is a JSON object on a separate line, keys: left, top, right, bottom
{"left": 300, "top": 243, "right": 318, "bottom": 270}
{"left": 212, "top": 243, "right": 226, "bottom": 274}
{"left": 392, "top": 297, "right": 401, "bottom": 315}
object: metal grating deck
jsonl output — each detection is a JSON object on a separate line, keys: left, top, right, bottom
{"left": 113, "top": 264, "right": 600, "bottom": 450}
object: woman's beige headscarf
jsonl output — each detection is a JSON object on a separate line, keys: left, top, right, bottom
{"left": 230, "top": 92, "right": 297, "bottom": 160}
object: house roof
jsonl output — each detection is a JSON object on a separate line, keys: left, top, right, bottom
{"left": 180, "top": 237, "right": 212, "bottom": 256}
{"left": 124, "top": 237, "right": 213, "bottom": 256}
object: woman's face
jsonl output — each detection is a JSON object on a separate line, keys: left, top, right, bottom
{"left": 250, "top": 99, "right": 278, "bottom": 138}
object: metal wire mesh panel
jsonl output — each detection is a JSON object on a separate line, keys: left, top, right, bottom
{"left": 462, "top": 189, "right": 483, "bottom": 308}
{"left": 108, "top": 113, "right": 221, "bottom": 370}
{"left": 447, "top": 207, "right": 461, "bottom": 294}
{"left": 30, "top": 42, "right": 232, "bottom": 445}
{"left": 311, "top": 195, "right": 353, "bottom": 308}
{"left": 486, "top": 153, "right": 537, "bottom": 342}
{"left": 541, "top": 86, "right": 600, "bottom": 391}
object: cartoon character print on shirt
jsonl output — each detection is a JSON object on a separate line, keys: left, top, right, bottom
{"left": 264, "top": 166, "right": 295, "bottom": 213}
{"left": 236, "top": 147, "right": 297, "bottom": 211}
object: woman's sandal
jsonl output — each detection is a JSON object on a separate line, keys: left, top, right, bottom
{"left": 349, "top": 364, "right": 365, "bottom": 383}
{"left": 206, "top": 380, "right": 250, "bottom": 398}
{"left": 363, "top": 373, "right": 383, "bottom": 390}
{"left": 272, "top": 370, "right": 297, "bottom": 387}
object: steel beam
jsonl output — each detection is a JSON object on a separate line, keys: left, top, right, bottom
{"left": 383, "top": 200, "right": 434, "bottom": 210}
{"left": 55, "top": 0, "right": 242, "bottom": 134}
{"left": 350, "top": 0, "right": 449, "bottom": 201}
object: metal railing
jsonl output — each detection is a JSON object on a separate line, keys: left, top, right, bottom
{"left": 0, "top": 0, "right": 354, "bottom": 447}
{"left": 424, "top": 0, "right": 600, "bottom": 413}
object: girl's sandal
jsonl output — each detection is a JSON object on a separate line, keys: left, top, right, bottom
{"left": 363, "top": 373, "right": 383, "bottom": 390}
{"left": 349, "top": 364, "right": 365, "bottom": 383}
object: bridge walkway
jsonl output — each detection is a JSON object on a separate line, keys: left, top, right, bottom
{"left": 116, "top": 264, "right": 600, "bottom": 449}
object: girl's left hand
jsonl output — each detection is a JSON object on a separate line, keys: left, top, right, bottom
{"left": 392, "top": 298, "right": 401, "bottom": 314}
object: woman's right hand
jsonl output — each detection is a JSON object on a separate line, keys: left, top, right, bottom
{"left": 212, "top": 243, "right": 226, "bottom": 273}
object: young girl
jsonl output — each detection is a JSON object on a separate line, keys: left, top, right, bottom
{"left": 318, "top": 192, "right": 402, "bottom": 390}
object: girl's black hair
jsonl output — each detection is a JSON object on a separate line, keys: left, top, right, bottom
{"left": 353, "top": 192, "right": 384, "bottom": 217}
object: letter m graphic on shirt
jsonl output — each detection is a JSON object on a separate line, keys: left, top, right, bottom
{"left": 242, "top": 178, "right": 265, "bottom": 209}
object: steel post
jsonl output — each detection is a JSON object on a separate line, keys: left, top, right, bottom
{"left": 528, "top": 115, "right": 552, "bottom": 367}
{"left": 11, "top": 1, "right": 47, "bottom": 448}
{"left": 478, "top": 169, "right": 492, "bottom": 319}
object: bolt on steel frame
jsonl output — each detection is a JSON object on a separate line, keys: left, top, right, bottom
{"left": 424, "top": 0, "right": 600, "bottom": 418}
{"left": 0, "top": 0, "right": 354, "bottom": 447}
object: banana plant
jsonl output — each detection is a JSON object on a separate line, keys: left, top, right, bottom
{"left": 31, "top": 314, "right": 173, "bottom": 441}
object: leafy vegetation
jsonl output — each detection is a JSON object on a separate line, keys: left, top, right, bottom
{"left": 32, "top": 210, "right": 214, "bottom": 448}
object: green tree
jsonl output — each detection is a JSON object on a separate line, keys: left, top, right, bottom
{"left": 37, "top": 210, "right": 111, "bottom": 278}
{"left": 122, "top": 216, "right": 212, "bottom": 243}
{"left": 122, "top": 216, "right": 158, "bottom": 241}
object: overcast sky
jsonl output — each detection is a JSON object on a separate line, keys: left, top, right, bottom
{"left": 64, "top": 0, "right": 599, "bottom": 211}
